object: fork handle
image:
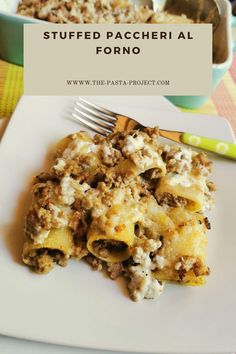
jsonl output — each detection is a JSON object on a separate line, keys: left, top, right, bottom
{"left": 181, "top": 132, "right": 236, "bottom": 159}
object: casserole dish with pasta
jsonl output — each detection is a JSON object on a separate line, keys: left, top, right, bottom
{"left": 0, "top": 0, "right": 234, "bottom": 109}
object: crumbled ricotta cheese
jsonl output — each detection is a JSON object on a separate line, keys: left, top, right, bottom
{"left": 54, "top": 158, "right": 66, "bottom": 172}
{"left": 202, "top": 185, "right": 214, "bottom": 212}
{"left": 112, "top": 188, "right": 127, "bottom": 204}
{"left": 166, "top": 147, "right": 193, "bottom": 175}
{"left": 103, "top": 145, "right": 113, "bottom": 158}
{"left": 174, "top": 148, "right": 192, "bottom": 162}
{"left": 59, "top": 177, "right": 91, "bottom": 206}
{"left": 139, "top": 155, "right": 153, "bottom": 169}
{"left": 153, "top": 255, "right": 166, "bottom": 270}
{"left": 128, "top": 240, "right": 164, "bottom": 301}
{"left": 63, "top": 140, "right": 97, "bottom": 159}
{"left": 174, "top": 148, "right": 193, "bottom": 172}
{"left": 60, "top": 176, "right": 76, "bottom": 205}
{"left": 163, "top": 144, "right": 171, "bottom": 152}
{"left": 74, "top": 182, "right": 91, "bottom": 194}
{"left": 168, "top": 172, "right": 193, "bottom": 187}
{"left": 131, "top": 145, "right": 165, "bottom": 173}
{"left": 122, "top": 135, "right": 144, "bottom": 155}
{"left": 50, "top": 203, "right": 68, "bottom": 227}
{"left": 35, "top": 230, "right": 50, "bottom": 245}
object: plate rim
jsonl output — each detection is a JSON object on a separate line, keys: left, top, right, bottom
{"left": 0, "top": 95, "right": 235, "bottom": 354}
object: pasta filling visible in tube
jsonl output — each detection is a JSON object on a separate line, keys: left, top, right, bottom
{"left": 156, "top": 176, "right": 205, "bottom": 212}
{"left": 87, "top": 221, "right": 135, "bottom": 263}
{"left": 23, "top": 227, "right": 74, "bottom": 274}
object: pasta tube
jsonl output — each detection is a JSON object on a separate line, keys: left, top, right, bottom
{"left": 87, "top": 221, "right": 135, "bottom": 263}
{"left": 23, "top": 227, "right": 74, "bottom": 274}
{"left": 156, "top": 176, "right": 205, "bottom": 212}
{"left": 153, "top": 209, "right": 209, "bottom": 285}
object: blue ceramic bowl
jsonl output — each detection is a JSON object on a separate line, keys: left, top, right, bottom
{"left": 167, "top": 0, "right": 236, "bottom": 109}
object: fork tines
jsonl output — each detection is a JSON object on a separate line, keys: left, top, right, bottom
{"left": 72, "top": 97, "right": 117, "bottom": 136}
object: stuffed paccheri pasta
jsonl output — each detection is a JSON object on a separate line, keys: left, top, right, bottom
{"left": 23, "top": 127, "right": 215, "bottom": 301}
{"left": 23, "top": 227, "right": 74, "bottom": 273}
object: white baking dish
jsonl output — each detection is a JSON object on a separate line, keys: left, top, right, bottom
{"left": 0, "top": 0, "right": 235, "bottom": 108}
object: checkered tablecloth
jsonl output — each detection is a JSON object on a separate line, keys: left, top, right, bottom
{"left": 0, "top": 57, "right": 236, "bottom": 137}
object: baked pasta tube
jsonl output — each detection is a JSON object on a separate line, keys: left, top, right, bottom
{"left": 153, "top": 208, "right": 210, "bottom": 285}
{"left": 87, "top": 222, "right": 135, "bottom": 263}
{"left": 156, "top": 146, "right": 214, "bottom": 212}
{"left": 23, "top": 227, "right": 74, "bottom": 274}
{"left": 156, "top": 176, "right": 206, "bottom": 212}
{"left": 87, "top": 200, "right": 138, "bottom": 262}
{"left": 112, "top": 136, "right": 166, "bottom": 179}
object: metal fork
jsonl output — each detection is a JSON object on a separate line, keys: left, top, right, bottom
{"left": 72, "top": 97, "right": 236, "bottom": 160}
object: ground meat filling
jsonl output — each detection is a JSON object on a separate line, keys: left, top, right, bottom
{"left": 144, "top": 168, "right": 163, "bottom": 180}
{"left": 204, "top": 217, "right": 211, "bottom": 230}
{"left": 207, "top": 181, "right": 217, "bottom": 192}
{"left": 192, "top": 152, "right": 212, "bottom": 175}
{"left": 106, "top": 262, "right": 125, "bottom": 279}
{"left": 26, "top": 248, "right": 67, "bottom": 274}
{"left": 156, "top": 192, "right": 191, "bottom": 208}
{"left": 174, "top": 256, "right": 210, "bottom": 280}
{"left": 25, "top": 210, "right": 41, "bottom": 239}
{"left": 85, "top": 254, "right": 103, "bottom": 271}
{"left": 92, "top": 239, "right": 128, "bottom": 259}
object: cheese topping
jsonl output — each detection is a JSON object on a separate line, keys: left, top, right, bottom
{"left": 24, "top": 128, "right": 215, "bottom": 301}
{"left": 122, "top": 135, "right": 144, "bottom": 155}
{"left": 128, "top": 240, "right": 164, "bottom": 301}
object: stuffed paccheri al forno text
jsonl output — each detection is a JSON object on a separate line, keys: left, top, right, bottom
{"left": 43, "top": 30, "right": 194, "bottom": 55}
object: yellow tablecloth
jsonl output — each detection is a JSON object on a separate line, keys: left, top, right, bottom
{"left": 0, "top": 58, "right": 236, "bottom": 134}
{"left": 0, "top": 60, "right": 23, "bottom": 119}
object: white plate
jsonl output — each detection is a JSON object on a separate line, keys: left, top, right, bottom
{"left": 0, "top": 96, "right": 235, "bottom": 354}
